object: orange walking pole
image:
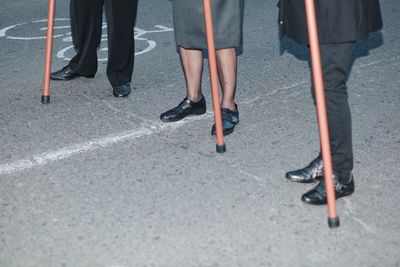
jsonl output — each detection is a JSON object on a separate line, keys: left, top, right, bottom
{"left": 304, "top": 0, "right": 339, "bottom": 228}
{"left": 41, "top": 0, "right": 56, "bottom": 104}
{"left": 203, "top": 0, "right": 226, "bottom": 153}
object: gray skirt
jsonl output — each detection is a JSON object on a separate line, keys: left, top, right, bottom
{"left": 173, "top": 0, "right": 243, "bottom": 49}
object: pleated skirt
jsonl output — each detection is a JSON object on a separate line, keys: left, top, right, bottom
{"left": 173, "top": 0, "right": 243, "bottom": 49}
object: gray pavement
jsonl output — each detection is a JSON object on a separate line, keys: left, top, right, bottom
{"left": 1, "top": 0, "right": 399, "bottom": 266}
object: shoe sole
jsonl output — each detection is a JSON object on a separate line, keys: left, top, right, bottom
{"left": 285, "top": 174, "right": 322, "bottom": 183}
{"left": 160, "top": 108, "right": 206, "bottom": 123}
{"left": 113, "top": 92, "right": 130, "bottom": 97}
{"left": 50, "top": 75, "right": 94, "bottom": 81}
{"left": 211, "top": 126, "right": 235, "bottom": 136}
{"left": 50, "top": 77, "right": 77, "bottom": 81}
{"left": 302, "top": 190, "right": 355, "bottom": 205}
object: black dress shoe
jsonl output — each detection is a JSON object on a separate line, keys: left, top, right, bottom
{"left": 113, "top": 83, "right": 131, "bottom": 97}
{"left": 160, "top": 96, "right": 206, "bottom": 122}
{"left": 211, "top": 105, "right": 239, "bottom": 136}
{"left": 301, "top": 173, "right": 355, "bottom": 205}
{"left": 50, "top": 65, "right": 93, "bottom": 81}
{"left": 285, "top": 156, "right": 323, "bottom": 183}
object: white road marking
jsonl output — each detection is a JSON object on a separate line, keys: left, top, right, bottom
{"left": 0, "top": 128, "right": 152, "bottom": 176}
{"left": 0, "top": 62, "right": 375, "bottom": 177}
{"left": 354, "top": 56, "right": 400, "bottom": 70}
{"left": 237, "top": 168, "right": 262, "bottom": 181}
{"left": 0, "top": 19, "right": 173, "bottom": 60}
{"left": 0, "top": 110, "right": 213, "bottom": 176}
{"left": 0, "top": 23, "right": 26, "bottom": 38}
{"left": 343, "top": 199, "right": 377, "bottom": 234}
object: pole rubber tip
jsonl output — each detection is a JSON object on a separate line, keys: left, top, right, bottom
{"left": 41, "top": 95, "right": 50, "bottom": 104}
{"left": 328, "top": 217, "right": 340, "bottom": 228}
{"left": 216, "top": 144, "right": 226, "bottom": 153}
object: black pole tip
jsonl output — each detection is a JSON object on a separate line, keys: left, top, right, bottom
{"left": 216, "top": 144, "right": 226, "bottom": 153}
{"left": 41, "top": 95, "right": 50, "bottom": 104}
{"left": 328, "top": 217, "right": 340, "bottom": 228}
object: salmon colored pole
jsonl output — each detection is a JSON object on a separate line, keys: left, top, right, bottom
{"left": 304, "top": 0, "right": 339, "bottom": 228}
{"left": 203, "top": 0, "right": 226, "bottom": 153}
{"left": 41, "top": 0, "right": 56, "bottom": 104}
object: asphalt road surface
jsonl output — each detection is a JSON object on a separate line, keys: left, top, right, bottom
{"left": 1, "top": 0, "right": 399, "bottom": 266}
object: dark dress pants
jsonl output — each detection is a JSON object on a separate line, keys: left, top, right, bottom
{"left": 314, "top": 42, "right": 356, "bottom": 182}
{"left": 68, "top": 0, "right": 138, "bottom": 87}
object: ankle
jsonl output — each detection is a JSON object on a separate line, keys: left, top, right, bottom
{"left": 221, "top": 102, "right": 237, "bottom": 112}
{"left": 187, "top": 94, "right": 203, "bottom": 103}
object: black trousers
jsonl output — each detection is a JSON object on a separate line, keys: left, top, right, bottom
{"left": 314, "top": 42, "right": 356, "bottom": 182}
{"left": 68, "top": 0, "right": 138, "bottom": 87}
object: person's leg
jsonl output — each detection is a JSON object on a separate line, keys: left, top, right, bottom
{"left": 320, "top": 42, "right": 356, "bottom": 183}
{"left": 300, "top": 42, "right": 356, "bottom": 205}
{"left": 286, "top": 42, "right": 356, "bottom": 185}
{"left": 104, "top": 0, "right": 138, "bottom": 90}
{"left": 68, "top": 0, "right": 103, "bottom": 76}
{"left": 51, "top": 0, "right": 103, "bottom": 80}
{"left": 210, "top": 47, "right": 239, "bottom": 135}
{"left": 179, "top": 47, "right": 204, "bottom": 102}
{"left": 159, "top": 47, "right": 206, "bottom": 122}
{"left": 216, "top": 48, "right": 237, "bottom": 111}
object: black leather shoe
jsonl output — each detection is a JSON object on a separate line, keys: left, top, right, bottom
{"left": 113, "top": 83, "right": 131, "bottom": 97}
{"left": 50, "top": 66, "right": 93, "bottom": 81}
{"left": 211, "top": 105, "right": 239, "bottom": 136}
{"left": 285, "top": 156, "right": 323, "bottom": 183}
{"left": 160, "top": 96, "right": 206, "bottom": 122}
{"left": 301, "top": 173, "right": 355, "bottom": 205}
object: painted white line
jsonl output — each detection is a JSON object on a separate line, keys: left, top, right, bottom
{"left": 237, "top": 168, "right": 262, "bottom": 181}
{"left": 0, "top": 128, "right": 152, "bottom": 176}
{"left": 0, "top": 110, "right": 214, "bottom": 176}
{"left": 343, "top": 199, "right": 377, "bottom": 234}
{"left": 0, "top": 23, "right": 29, "bottom": 38}
{"left": 354, "top": 56, "right": 400, "bottom": 70}
{"left": 32, "top": 18, "right": 70, "bottom": 23}
{"left": 1, "top": 53, "right": 393, "bottom": 177}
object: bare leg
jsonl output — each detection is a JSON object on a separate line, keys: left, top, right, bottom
{"left": 159, "top": 47, "right": 207, "bottom": 122}
{"left": 216, "top": 48, "right": 237, "bottom": 111}
{"left": 180, "top": 47, "right": 204, "bottom": 102}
